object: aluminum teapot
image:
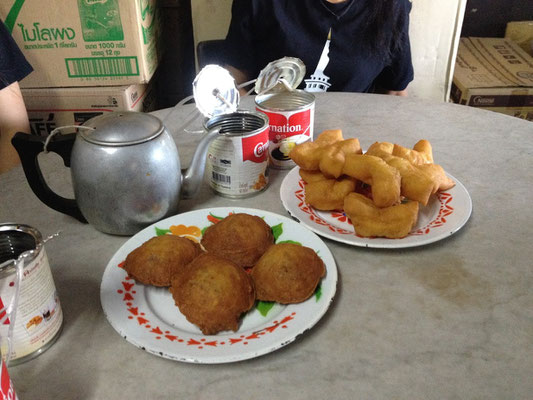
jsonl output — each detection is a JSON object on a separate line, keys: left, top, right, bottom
{"left": 12, "top": 111, "right": 220, "bottom": 235}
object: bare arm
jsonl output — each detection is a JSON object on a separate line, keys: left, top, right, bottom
{"left": 0, "top": 81, "right": 30, "bottom": 173}
{"left": 385, "top": 89, "right": 408, "bottom": 96}
{"left": 224, "top": 64, "right": 253, "bottom": 96}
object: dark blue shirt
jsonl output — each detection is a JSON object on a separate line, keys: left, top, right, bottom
{"left": 223, "top": 0, "right": 414, "bottom": 92}
{"left": 1, "top": 19, "right": 33, "bottom": 90}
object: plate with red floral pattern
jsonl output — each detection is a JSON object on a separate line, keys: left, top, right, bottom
{"left": 100, "top": 207, "right": 337, "bottom": 364}
{"left": 280, "top": 167, "right": 472, "bottom": 249}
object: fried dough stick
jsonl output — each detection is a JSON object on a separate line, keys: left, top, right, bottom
{"left": 299, "top": 169, "right": 329, "bottom": 183}
{"left": 342, "top": 154, "right": 401, "bottom": 208}
{"left": 289, "top": 129, "right": 362, "bottom": 176}
{"left": 366, "top": 145, "right": 454, "bottom": 206}
{"left": 393, "top": 140, "right": 434, "bottom": 164}
{"left": 344, "top": 193, "right": 419, "bottom": 239}
{"left": 367, "top": 140, "right": 434, "bottom": 165}
{"left": 304, "top": 177, "right": 357, "bottom": 211}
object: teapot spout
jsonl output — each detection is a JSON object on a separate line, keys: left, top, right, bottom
{"left": 181, "top": 128, "right": 220, "bottom": 199}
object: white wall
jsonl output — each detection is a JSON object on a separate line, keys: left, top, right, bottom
{"left": 191, "top": 0, "right": 466, "bottom": 102}
{"left": 409, "top": 0, "right": 466, "bottom": 101}
{"left": 191, "top": 0, "right": 232, "bottom": 67}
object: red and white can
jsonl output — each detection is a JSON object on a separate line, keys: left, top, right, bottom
{"left": 204, "top": 110, "right": 270, "bottom": 198}
{"left": 0, "top": 224, "right": 63, "bottom": 365}
{"left": 0, "top": 358, "right": 17, "bottom": 400}
{"left": 255, "top": 90, "right": 315, "bottom": 169}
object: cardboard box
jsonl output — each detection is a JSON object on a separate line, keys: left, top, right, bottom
{"left": 1, "top": 0, "right": 159, "bottom": 88}
{"left": 22, "top": 84, "right": 155, "bottom": 136}
{"left": 451, "top": 37, "right": 533, "bottom": 121}
{"left": 505, "top": 21, "right": 533, "bottom": 57}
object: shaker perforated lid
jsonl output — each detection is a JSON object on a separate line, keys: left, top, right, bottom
{"left": 193, "top": 65, "right": 240, "bottom": 118}
{"left": 254, "top": 57, "right": 306, "bottom": 95}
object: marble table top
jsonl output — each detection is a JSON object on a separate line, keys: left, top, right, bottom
{"left": 1, "top": 92, "right": 532, "bottom": 399}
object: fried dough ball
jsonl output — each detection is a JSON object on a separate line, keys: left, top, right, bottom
{"left": 344, "top": 193, "right": 419, "bottom": 239}
{"left": 170, "top": 254, "right": 255, "bottom": 335}
{"left": 201, "top": 213, "right": 274, "bottom": 268}
{"left": 251, "top": 243, "right": 326, "bottom": 304}
{"left": 304, "top": 177, "right": 357, "bottom": 211}
{"left": 123, "top": 235, "right": 202, "bottom": 287}
{"left": 342, "top": 154, "right": 401, "bottom": 208}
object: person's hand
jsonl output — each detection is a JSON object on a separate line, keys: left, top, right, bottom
{"left": 386, "top": 89, "right": 408, "bottom": 96}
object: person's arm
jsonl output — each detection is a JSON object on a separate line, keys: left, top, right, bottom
{"left": 224, "top": 64, "right": 253, "bottom": 96}
{"left": 0, "top": 81, "right": 30, "bottom": 173}
{"left": 385, "top": 89, "right": 408, "bottom": 96}
{"left": 372, "top": 0, "right": 414, "bottom": 96}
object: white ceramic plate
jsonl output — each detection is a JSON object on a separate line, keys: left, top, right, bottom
{"left": 280, "top": 167, "right": 472, "bottom": 249}
{"left": 100, "top": 207, "right": 337, "bottom": 364}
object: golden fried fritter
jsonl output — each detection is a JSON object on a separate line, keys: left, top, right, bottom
{"left": 367, "top": 140, "right": 433, "bottom": 165}
{"left": 314, "top": 129, "right": 344, "bottom": 145}
{"left": 289, "top": 129, "right": 362, "bottom": 175}
{"left": 299, "top": 168, "right": 329, "bottom": 183}
{"left": 304, "top": 177, "right": 357, "bottom": 211}
{"left": 251, "top": 243, "right": 326, "bottom": 304}
{"left": 124, "top": 235, "right": 202, "bottom": 286}
{"left": 344, "top": 192, "right": 419, "bottom": 239}
{"left": 393, "top": 140, "right": 434, "bottom": 164}
{"left": 342, "top": 154, "right": 401, "bottom": 208}
{"left": 318, "top": 138, "right": 362, "bottom": 178}
{"left": 366, "top": 141, "right": 394, "bottom": 155}
{"left": 201, "top": 213, "right": 274, "bottom": 268}
{"left": 170, "top": 254, "right": 255, "bottom": 335}
{"left": 365, "top": 146, "right": 454, "bottom": 206}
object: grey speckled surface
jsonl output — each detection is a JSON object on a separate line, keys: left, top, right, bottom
{"left": 1, "top": 93, "right": 532, "bottom": 399}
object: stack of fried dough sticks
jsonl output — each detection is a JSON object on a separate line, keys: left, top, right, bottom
{"left": 289, "top": 130, "right": 455, "bottom": 239}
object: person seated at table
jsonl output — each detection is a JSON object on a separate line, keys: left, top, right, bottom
{"left": 222, "top": 0, "right": 414, "bottom": 96}
{"left": 0, "top": 19, "right": 33, "bottom": 174}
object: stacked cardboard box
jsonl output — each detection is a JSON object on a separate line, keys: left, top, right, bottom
{"left": 451, "top": 37, "right": 533, "bottom": 121}
{"left": 505, "top": 21, "right": 533, "bottom": 57}
{"left": 1, "top": 0, "right": 159, "bottom": 134}
{"left": 22, "top": 84, "right": 154, "bottom": 135}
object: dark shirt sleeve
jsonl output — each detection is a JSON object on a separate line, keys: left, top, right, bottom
{"left": 372, "top": 0, "right": 414, "bottom": 91}
{"left": 0, "top": 19, "right": 33, "bottom": 90}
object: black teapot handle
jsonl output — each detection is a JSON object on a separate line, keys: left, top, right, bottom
{"left": 11, "top": 132, "right": 87, "bottom": 223}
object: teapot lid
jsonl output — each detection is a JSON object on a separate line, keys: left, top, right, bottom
{"left": 80, "top": 112, "right": 164, "bottom": 146}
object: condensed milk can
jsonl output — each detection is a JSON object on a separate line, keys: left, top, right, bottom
{"left": 0, "top": 224, "right": 63, "bottom": 365}
{"left": 254, "top": 57, "right": 315, "bottom": 169}
{"left": 0, "top": 350, "right": 18, "bottom": 399}
{"left": 193, "top": 65, "right": 270, "bottom": 198}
